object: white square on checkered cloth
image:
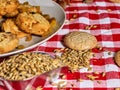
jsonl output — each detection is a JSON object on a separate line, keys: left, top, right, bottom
{"left": 105, "top": 64, "right": 119, "bottom": 72}
{"left": 79, "top": 17, "right": 90, "bottom": 25}
{"left": 102, "top": 41, "right": 114, "bottom": 47}
{"left": 80, "top": 80, "right": 94, "bottom": 88}
{"left": 95, "top": 2, "right": 106, "bottom": 6}
{"left": 99, "top": 18, "right": 110, "bottom": 24}
{"left": 58, "top": 29, "right": 70, "bottom": 35}
{"left": 101, "top": 30, "right": 112, "bottom": 35}
{"left": 107, "top": 79, "right": 120, "bottom": 87}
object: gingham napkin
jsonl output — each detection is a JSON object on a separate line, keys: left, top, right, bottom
{"left": 0, "top": 0, "right": 120, "bottom": 90}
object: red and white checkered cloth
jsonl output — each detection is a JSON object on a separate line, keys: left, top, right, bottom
{"left": 0, "top": 0, "right": 120, "bottom": 90}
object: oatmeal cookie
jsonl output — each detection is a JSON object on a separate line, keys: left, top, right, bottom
{"left": 0, "top": 32, "right": 19, "bottom": 54}
{"left": 18, "top": 2, "right": 41, "bottom": 14}
{"left": 0, "top": 0, "right": 19, "bottom": 17}
{"left": 63, "top": 31, "right": 98, "bottom": 50}
{"left": 4, "top": 10, "right": 19, "bottom": 17}
{"left": 16, "top": 12, "right": 50, "bottom": 36}
{"left": 2, "top": 19, "right": 28, "bottom": 38}
{"left": 114, "top": 51, "right": 120, "bottom": 67}
{"left": 53, "top": 0, "right": 70, "bottom": 8}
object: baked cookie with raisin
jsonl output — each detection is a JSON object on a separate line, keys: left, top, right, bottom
{"left": 0, "top": 0, "right": 19, "bottom": 17}
{"left": 2, "top": 19, "right": 28, "bottom": 38}
{"left": 18, "top": 2, "right": 41, "bottom": 14}
{"left": 0, "top": 32, "right": 19, "bottom": 54}
{"left": 16, "top": 12, "right": 50, "bottom": 36}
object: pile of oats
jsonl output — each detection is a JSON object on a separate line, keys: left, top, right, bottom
{"left": 56, "top": 48, "right": 93, "bottom": 72}
{"left": 0, "top": 52, "right": 61, "bottom": 80}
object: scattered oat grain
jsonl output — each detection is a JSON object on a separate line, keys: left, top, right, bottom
{"left": 102, "top": 72, "right": 106, "bottom": 77}
{"left": 107, "top": 9, "right": 111, "bottom": 12}
{"left": 96, "top": 10, "right": 99, "bottom": 13}
{"left": 60, "top": 74, "right": 66, "bottom": 79}
{"left": 58, "top": 81, "right": 66, "bottom": 85}
{"left": 84, "top": 0, "right": 93, "bottom": 3}
{"left": 71, "top": 83, "right": 76, "bottom": 87}
{"left": 74, "top": 10, "right": 78, "bottom": 12}
{"left": 87, "top": 67, "right": 92, "bottom": 71}
{"left": 85, "top": 25, "right": 91, "bottom": 30}
{"left": 51, "top": 82, "right": 58, "bottom": 86}
{"left": 77, "top": 78, "right": 83, "bottom": 82}
{"left": 57, "top": 81, "right": 66, "bottom": 89}
{"left": 69, "top": 18, "right": 75, "bottom": 21}
{"left": 93, "top": 53, "right": 96, "bottom": 57}
{"left": 96, "top": 45, "right": 103, "bottom": 51}
{"left": 36, "top": 86, "right": 43, "bottom": 90}
{"left": 73, "top": 14, "right": 77, "bottom": 18}
{"left": 85, "top": 25, "right": 94, "bottom": 30}
{"left": 93, "top": 71, "right": 100, "bottom": 74}
{"left": 87, "top": 75, "right": 98, "bottom": 81}
{"left": 93, "top": 25, "right": 97, "bottom": 28}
